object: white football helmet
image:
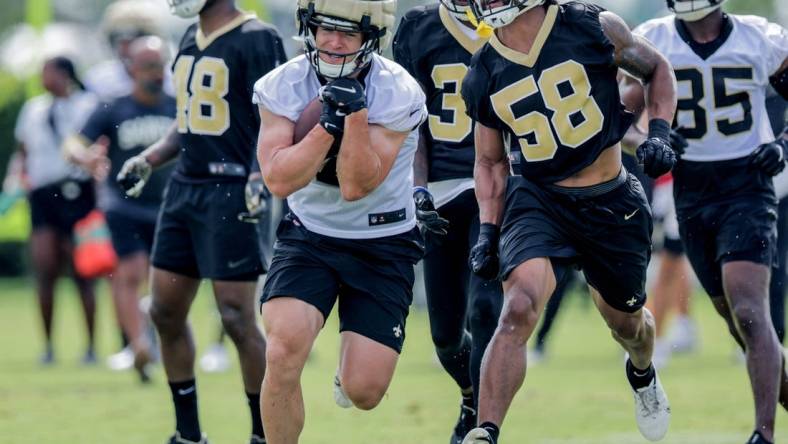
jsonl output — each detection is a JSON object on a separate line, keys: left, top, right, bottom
{"left": 667, "top": 0, "right": 727, "bottom": 22}
{"left": 469, "top": 0, "right": 546, "bottom": 29}
{"left": 439, "top": 0, "right": 471, "bottom": 21}
{"left": 296, "top": 0, "right": 396, "bottom": 79}
{"left": 167, "top": 0, "right": 208, "bottom": 18}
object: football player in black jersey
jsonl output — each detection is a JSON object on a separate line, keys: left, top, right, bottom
{"left": 116, "top": 1, "right": 286, "bottom": 443}
{"left": 393, "top": 2, "right": 503, "bottom": 442}
{"left": 459, "top": 1, "right": 677, "bottom": 442}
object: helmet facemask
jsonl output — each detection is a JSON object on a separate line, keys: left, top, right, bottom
{"left": 167, "top": 0, "right": 208, "bottom": 18}
{"left": 298, "top": 4, "right": 386, "bottom": 79}
{"left": 439, "top": 0, "right": 472, "bottom": 21}
{"left": 666, "top": 0, "right": 726, "bottom": 22}
{"left": 469, "top": 0, "right": 546, "bottom": 29}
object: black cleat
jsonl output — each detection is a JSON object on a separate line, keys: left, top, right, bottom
{"left": 451, "top": 403, "right": 477, "bottom": 444}
{"left": 166, "top": 432, "right": 208, "bottom": 444}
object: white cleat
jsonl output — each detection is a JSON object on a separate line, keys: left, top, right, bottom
{"left": 668, "top": 316, "right": 698, "bottom": 354}
{"left": 106, "top": 346, "right": 134, "bottom": 371}
{"left": 462, "top": 427, "right": 495, "bottom": 444}
{"left": 632, "top": 374, "right": 671, "bottom": 441}
{"left": 199, "top": 344, "right": 230, "bottom": 373}
{"left": 333, "top": 374, "right": 353, "bottom": 409}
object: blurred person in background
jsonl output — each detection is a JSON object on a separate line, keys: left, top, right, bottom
{"left": 5, "top": 56, "right": 99, "bottom": 365}
{"left": 85, "top": 0, "right": 173, "bottom": 102}
{"left": 64, "top": 36, "right": 176, "bottom": 383}
{"left": 83, "top": 0, "right": 170, "bottom": 372}
{"left": 620, "top": 115, "right": 698, "bottom": 370}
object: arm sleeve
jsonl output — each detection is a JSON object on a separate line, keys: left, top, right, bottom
{"left": 762, "top": 21, "right": 788, "bottom": 76}
{"left": 367, "top": 66, "right": 427, "bottom": 133}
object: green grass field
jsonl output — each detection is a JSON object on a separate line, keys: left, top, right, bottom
{"left": 0, "top": 276, "right": 786, "bottom": 443}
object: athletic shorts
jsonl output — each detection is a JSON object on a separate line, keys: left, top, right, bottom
{"left": 29, "top": 180, "right": 95, "bottom": 235}
{"left": 261, "top": 214, "right": 424, "bottom": 353}
{"left": 151, "top": 178, "right": 263, "bottom": 281}
{"left": 500, "top": 168, "right": 653, "bottom": 313}
{"left": 105, "top": 209, "right": 157, "bottom": 259}
{"left": 673, "top": 157, "right": 778, "bottom": 297}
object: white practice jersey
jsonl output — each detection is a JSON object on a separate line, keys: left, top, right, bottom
{"left": 635, "top": 14, "right": 788, "bottom": 162}
{"left": 253, "top": 54, "right": 427, "bottom": 240}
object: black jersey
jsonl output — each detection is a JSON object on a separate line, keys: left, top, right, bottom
{"left": 80, "top": 95, "right": 175, "bottom": 211}
{"left": 393, "top": 4, "right": 487, "bottom": 182}
{"left": 462, "top": 2, "right": 632, "bottom": 184}
{"left": 172, "top": 14, "right": 286, "bottom": 182}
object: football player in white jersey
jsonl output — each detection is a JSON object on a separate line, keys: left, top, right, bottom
{"left": 252, "top": 0, "right": 427, "bottom": 442}
{"left": 623, "top": 1, "right": 788, "bottom": 442}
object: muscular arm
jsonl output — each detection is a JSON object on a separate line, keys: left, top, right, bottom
{"left": 336, "top": 111, "right": 409, "bottom": 202}
{"left": 139, "top": 122, "right": 181, "bottom": 168}
{"left": 413, "top": 123, "right": 430, "bottom": 188}
{"left": 474, "top": 122, "right": 509, "bottom": 225}
{"left": 601, "top": 11, "right": 677, "bottom": 124}
{"left": 257, "top": 107, "right": 334, "bottom": 198}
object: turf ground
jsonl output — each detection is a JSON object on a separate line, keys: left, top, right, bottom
{"left": 1, "top": 276, "right": 786, "bottom": 444}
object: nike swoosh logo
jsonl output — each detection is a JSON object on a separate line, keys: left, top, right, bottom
{"left": 624, "top": 209, "right": 639, "bottom": 220}
{"left": 228, "top": 258, "right": 249, "bottom": 269}
{"left": 332, "top": 85, "right": 357, "bottom": 94}
{"left": 409, "top": 108, "right": 420, "bottom": 117}
{"left": 177, "top": 386, "right": 196, "bottom": 396}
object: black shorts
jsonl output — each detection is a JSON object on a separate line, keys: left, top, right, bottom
{"left": 261, "top": 214, "right": 424, "bottom": 353}
{"left": 673, "top": 158, "right": 778, "bottom": 297}
{"left": 151, "top": 178, "right": 263, "bottom": 280}
{"left": 500, "top": 169, "right": 653, "bottom": 313}
{"left": 29, "top": 180, "right": 95, "bottom": 235}
{"left": 105, "top": 209, "right": 157, "bottom": 259}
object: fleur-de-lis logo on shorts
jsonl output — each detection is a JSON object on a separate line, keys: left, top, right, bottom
{"left": 626, "top": 296, "right": 639, "bottom": 307}
{"left": 393, "top": 324, "right": 402, "bottom": 338}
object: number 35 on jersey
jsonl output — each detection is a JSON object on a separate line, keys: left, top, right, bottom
{"left": 173, "top": 56, "right": 231, "bottom": 136}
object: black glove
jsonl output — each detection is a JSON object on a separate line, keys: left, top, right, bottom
{"left": 469, "top": 223, "right": 500, "bottom": 281}
{"left": 319, "top": 99, "right": 345, "bottom": 138}
{"left": 749, "top": 139, "right": 787, "bottom": 176}
{"left": 636, "top": 119, "right": 677, "bottom": 178}
{"left": 413, "top": 187, "right": 449, "bottom": 235}
{"left": 669, "top": 128, "right": 688, "bottom": 157}
{"left": 321, "top": 77, "right": 367, "bottom": 114}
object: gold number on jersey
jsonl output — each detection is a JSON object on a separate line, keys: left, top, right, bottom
{"left": 173, "top": 56, "right": 231, "bottom": 136}
{"left": 429, "top": 64, "right": 473, "bottom": 143}
{"left": 491, "top": 60, "right": 604, "bottom": 161}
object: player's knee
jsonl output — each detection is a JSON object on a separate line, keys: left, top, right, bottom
{"left": 500, "top": 291, "right": 540, "bottom": 337}
{"left": 470, "top": 292, "right": 500, "bottom": 330}
{"left": 343, "top": 378, "right": 387, "bottom": 410}
{"left": 217, "top": 303, "right": 252, "bottom": 343}
{"left": 430, "top": 326, "right": 463, "bottom": 352}
{"left": 149, "top": 302, "right": 183, "bottom": 333}
{"left": 609, "top": 316, "right": 642, "bottom": 342}
{"left": 264, "top": 338, "right": 305, "bottom": 383}
{"left": 731, "top": 301, "right": 769, "bottom": 339}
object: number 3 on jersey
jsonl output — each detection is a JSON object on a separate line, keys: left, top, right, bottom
{"left": 430, "top": 64, "right": 473, "bottom": 143}
{"left": 491, "top": 60, "right": 604, "bottom": 161}
{"left": 173, "top": 56, "right": 230, "bottom": 136}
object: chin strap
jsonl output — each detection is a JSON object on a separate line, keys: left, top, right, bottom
{"left": 465, "top": 8, "right": 494, "bottom": 38}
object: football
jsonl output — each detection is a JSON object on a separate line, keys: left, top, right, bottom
{"left": 293, "top": 96, "right": 323, "bottom": 143}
